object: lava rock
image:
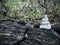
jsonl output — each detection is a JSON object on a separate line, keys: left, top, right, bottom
{"left": 0, "top": 19, "right": 26, "bottom": 45}
{"left": 17, "top": 20, "right": 26, "bottom": 26}
{"left": 20, "top": 28, "right": 60, "bottom": 45}
{"left": 34, "top": 23, "right": 40, "bottom": 28}
{"left": 0, "top": 19, "right": 60, "bottom": 45}
{"left": 52, "top": 24, "right": 60, "bottom": 35}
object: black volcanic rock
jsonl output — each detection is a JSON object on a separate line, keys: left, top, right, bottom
{"left": 20, "top": 28, "right": 60, "bottom": 45}
{"left": 0, "top": 19, "right": 26, "bottom": 45}
{"left": 0, "top": 19, "right": 60, "bottom": 45}
{"left": 34, "top": 23, "right": 40, "bottom": 28}
{"left": 52, "top": 24, "right": 60, "bottom": 35}
{"left": 17, "top": 20, "right": 26, "bottom": 26}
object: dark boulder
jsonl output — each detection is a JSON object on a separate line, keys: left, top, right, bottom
{"left": 52, "top": 24, "right": 60, "bottom": 35}
{"left": 0, "top": 19, "right": 60, "bottom": 45}
{"left": 20, "top": 28, "right": 60, "bottom": 45}
{"left": 34, "top": 23, "right": 40, "bottom": 28}
{"left": 17, "top": 20, "right": 26, "bottom": 26}
{"left": 0, "top": 19, "right": 27, "bottom": 45}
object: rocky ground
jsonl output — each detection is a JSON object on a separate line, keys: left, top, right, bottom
{"left": 0, "top": 19, "right": 27, "bottom": 45}
{"left": 0, "top": 19, "right": 60, "bottom": 45}
{"left": 20, "top": 28, "right": 60, "bottom": 45}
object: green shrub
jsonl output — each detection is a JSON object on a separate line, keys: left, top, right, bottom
{"left": 4, "top": 0, "right": 45, "bottom": 23}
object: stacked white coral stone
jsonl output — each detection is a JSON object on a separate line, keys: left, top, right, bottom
{"left": 40, "top": 14, "right": 51, "bottom": 29}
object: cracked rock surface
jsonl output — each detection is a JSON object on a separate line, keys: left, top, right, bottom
{"left": 20, "top": 28, "right": 60, "bottom": 45}
{"left": 0, "top": 19, "right": 60, "bottom": 45}
{"left": 0, "top": 19, "right": 26, "bottom": 45}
